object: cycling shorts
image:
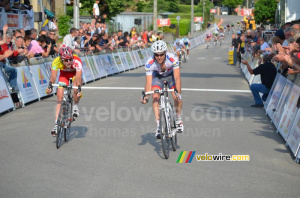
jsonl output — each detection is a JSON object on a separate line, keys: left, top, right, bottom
{"left": 152, "top": 72, "right": 175, "bottom": 90}
{"left": 58, "top": 70, "right": 76, "bottom": 86}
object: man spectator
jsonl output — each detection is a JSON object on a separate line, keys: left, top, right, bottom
{"left": 282, "top": 27, "right": 292, "bottom": 47}
{"left": 62, "top": 28, "right": 80, "bottom": 53}
{"left": 24, "top": 0, "right": 34, "bottom": 34}
{"left": 95, "top": 22, "right": 102, "bottom": 34}
{"left": 37, "top": 35, "right": 52, "bottom": 57}
{"left": 19, "top": 29, "right": 25, "bottom": 38}
{"left": 12, "top": 30, "right": 22, "bottom": 49}
{"left": 231, "top": 33, "right": 238, "bottom": 66}
{"left": 86, "top": 33, "right": 102, "bottom": 51}
{"left": 24, "top": 36, "right": 43, "bottom": 58}
{"left": 119, "top": 32, "right": 129, "bottom": 47}
{"left": 0, "top": 33, "right": 21, "bottom": 92}
{"left": 259, "top": 37, "right": 270, "bottom": 54}
{"left": 241, "top": 54, "right": 277, "bottom": 108}
{"left": 93, "top": 0, "right": 100, "bottom": 23}
{"left": 30, "top": 28, "right": 38, "bottom": 40}
{"left": 236, "top": 31, "right": 242, "bottom": 66}
{"left": 82, "top": 31, "right": 91, "bottom": 49}
{"left": 98, "top": 33, "right": 111, "bottom": 49}
{"left": 47, "top": 30, "right": 59, "bottom": 56}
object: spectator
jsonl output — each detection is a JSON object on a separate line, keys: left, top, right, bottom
{"left": 231, "top": 33, "right": 238, "bottom": 66}
{"left": 98, "top": 33, "right": 110, "bottom": 49}
{"left": 87, "top": 33, "right": 102, "bottom": 51}
{"left": 0, "top": 32, "right": 20, "bottom": 92}
{"left": 39, "top": 30, "right": 47, "bottom": 37}
{"left": 30, "top": 28, "right": 38, "bottom": 40}
{"left": 19, "top": 28, "right": 26, "bottom": 38}
{"left": 47, "top": 30, "right": 59, "bottom": 56}
{"left": 236, "top": 31, "right": 242, "bottom": 66}
{"left": 24, "top": 0, "right": 34, "bottom": 34}
{"left": 93, "top": 0, "right": 100, "bottom": 23}
{"left": 37, "top": 35, "right": 52, "bottom": 57}
{"left": 62, "top": 28, "right": 80, "bottom": 53}
{"left": 241, "top": 54, "right": 277, "bottom": 108}
{"left": 142, "top": 30, "right": 148, "bottom": 44}
{"left": 130, "top": 27, "right": 137, "bottom": 38}
{"left": 24, "top": 36, "right": 43, "bottom": 58}
{"left": 259, "top": 37, "right": 270, "bottom": 53}
{"left": 82, "top": 31, "right": 91, "bottom": 49}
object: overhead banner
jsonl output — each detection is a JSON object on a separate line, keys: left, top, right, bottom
{"left": 16, "top": 66, "right": 39, "bottom": 104}
{"left": 0, "top": 70, "right": 14, "bottom": 113}
{"left": 277, "top": 84, "right": 300, "bottom": 140}
{"left": 7, "top": 14, "right": 19, "bottom": 29}
{"left": 266, "top": 75, "right": 287, "bottom": 119}
{"left": 286, "top": 109, "right": 300, "bottom": 156}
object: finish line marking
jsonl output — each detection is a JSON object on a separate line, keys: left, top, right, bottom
{"left": 81, "top": 87, "right": 251, "bottom": 93}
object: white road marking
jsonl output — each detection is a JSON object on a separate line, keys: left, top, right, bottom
{"left": 197, "top": 57, "right": 206, "bottom": 59}
{"left": 80, "top": 87, "right": 251, "bottom": 93}
{"left": 213, "top": 57, "right": 221, "bottom": 59}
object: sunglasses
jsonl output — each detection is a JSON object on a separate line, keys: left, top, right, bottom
{"left": 63, "top": 59, "right": 73, "bottom": 62}
{"left": 154, "top": 53, "right": 165, "bottom": 57}
{"left": 50, "top": 33, "right": 55, "bottom": 35}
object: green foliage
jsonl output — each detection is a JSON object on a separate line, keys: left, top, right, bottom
{"left": 57, "top": 12, "right": 71, "bottom": 37}
{"left": 221, "top": 0, "right": 243, "bottom": 8}
{"left": 79, "top": 0, "right": 130, "bottom": 19}
{"left": 254, "top": 0, "right": 277, "bottom": 24}
{"left": 178, "top": 4, "right": 191, "bottom": 13}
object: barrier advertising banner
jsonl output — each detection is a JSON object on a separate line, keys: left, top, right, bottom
{"left": 85, "top": 55, "right": 102, "bottom": 79}
{"left": 273, "top": 80, "right": 294, "bottom": 128}
{"left": 277, "top": 85, "right": 300, "bottom": 140}
{"left": 133, "top": 50, "right": 143, "bottom": 67}
{"left": 125, "top": 51, "right": 135, "bottom": 69}
{"left": 139, "top": 49, "right": 147, "bottom": 64}
{"left": 286, "top": 109, "right": 300, "bottom": 156}
{"left": 16, "top": 66, "right": 39, "bottom": 104}
{"left": 264, "top": 74, "right": 280, "bottom": 109}
{"left": 129, "top": 50, "right": 139, "bottom": 68}
{"left": 93, "top": 55, "right": 108, "bottom": 77}
{"left": 0, "top": 70, "right": 14, "bottom": 113}
{"left": 112, "top": 53, "right": 125, "bottom": 72}
{"left": 81, "top": 56, "right": 95, "bottom": 83}
{"left": 100, "top": 54, "right": 116, "bottom": 75}
{"left": 266, "top": 75, "right": 287, "bottom": 119}
{"left": 107, "top": 54, "right": 120, "bottom": 74}
{"left": 29, "top": 65, "right": 50, "bottom": 98}
{"left": 118, "top": 52, "right": 130, "bottom": 71}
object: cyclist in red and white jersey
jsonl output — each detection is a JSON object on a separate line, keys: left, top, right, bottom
{"left": 46, "top": 45, "right": 83, "bottom": 136}
{"left": 141, "top": 40, "right": 183, "bottom": 139}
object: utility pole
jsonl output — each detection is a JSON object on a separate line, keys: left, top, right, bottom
{"left": 247, "top": 0, "right": 248, "bottom": 9}
{"left": 73, "top": 0, "right": 79, "bottom": 28}
{"left": 191, "top": 0, "right": 194, "bottom": 36}
{"left": 153, "top": 0, "right": 158, "bottom": 32}
{"left": 203, "top": 0, "right": 205, "bottom": 24}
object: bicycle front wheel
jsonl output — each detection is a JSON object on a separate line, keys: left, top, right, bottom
{"left": 160, "top": 109, "right": 170, "bottom": 159}
{"left": 169, "top": 103, "right": 177, "bottom": 151}
{"left": 65, "top": 101, "right": 73, "bottom": 142}
{"left": 56, "top": 102, "right": 67, "bottom": 149}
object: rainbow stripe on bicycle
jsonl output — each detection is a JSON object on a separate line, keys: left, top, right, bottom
{"left": 176, "top": 151, "right": 196, "bottom": 163}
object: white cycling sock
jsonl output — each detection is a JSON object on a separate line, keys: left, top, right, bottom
{"left": 73, "top": 104, "right": 78, "bottom": 109}
{"left": 156, "top": 120, "right": 159, "bottom": 127}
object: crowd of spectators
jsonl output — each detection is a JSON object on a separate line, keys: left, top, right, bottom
{"left": 232, "top": 22, "right": 300, "bottom": 107}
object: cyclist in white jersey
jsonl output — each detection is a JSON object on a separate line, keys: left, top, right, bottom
{"left": 173, "top": 38, "right": 186, "bottom": 58}
{"left": 182, "top": 37, "right": 191, "bottom": 59}
{"left": 141, "top": 40, "right": 183, "bottom": 139}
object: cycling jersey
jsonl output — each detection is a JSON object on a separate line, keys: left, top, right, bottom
{"left": 51, "top": 54, "right": 83, "bottom": 72}
{"left": 174, "top": 40, "right": 184, "bottom": 51}
{"left": 145, "top": 52, "right": 179, "bottom": 77}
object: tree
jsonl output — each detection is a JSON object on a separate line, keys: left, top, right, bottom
{"left": 221, "top": 0, "right": 243, "bottom": 8}
{"left": 78, "top": 0, "right": 131, "bottom": 19}
{"left": 254, "top": 0, "right": 277, "bottom": 24}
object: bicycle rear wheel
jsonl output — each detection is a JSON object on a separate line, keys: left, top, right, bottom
{"left": 169, "top": 103, "right": 177, "bottom": 151}
{"left": 56, "top": 102, "right": 66, "bottom": 149}
{"left": 160, "top": 109, "right": 170, "bottom": 159}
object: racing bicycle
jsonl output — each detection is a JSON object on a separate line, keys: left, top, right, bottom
{"left": 142, "top": 81, "right": 178, "bottom": 159}
{"left": 48, "top": 79, "right": 81, "bottom": 149}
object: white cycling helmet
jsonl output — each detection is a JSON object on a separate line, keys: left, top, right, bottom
{"left": 151, "top": 40, "right": 167, "bottom": 53}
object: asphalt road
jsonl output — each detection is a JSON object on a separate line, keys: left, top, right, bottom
{"left": 0, "top": 16, "right": 299, "bottom": 198}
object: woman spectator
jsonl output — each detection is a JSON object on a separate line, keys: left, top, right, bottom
{"left": 130, "top": 27, "right": 137, "bottom": 38}
{"left": 24, "top": 36, "right": 43, "bottom": 58}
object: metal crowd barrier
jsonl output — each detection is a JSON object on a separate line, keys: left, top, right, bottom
{"left": 240, "top": 50, "right": 300, "bottom": 164}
